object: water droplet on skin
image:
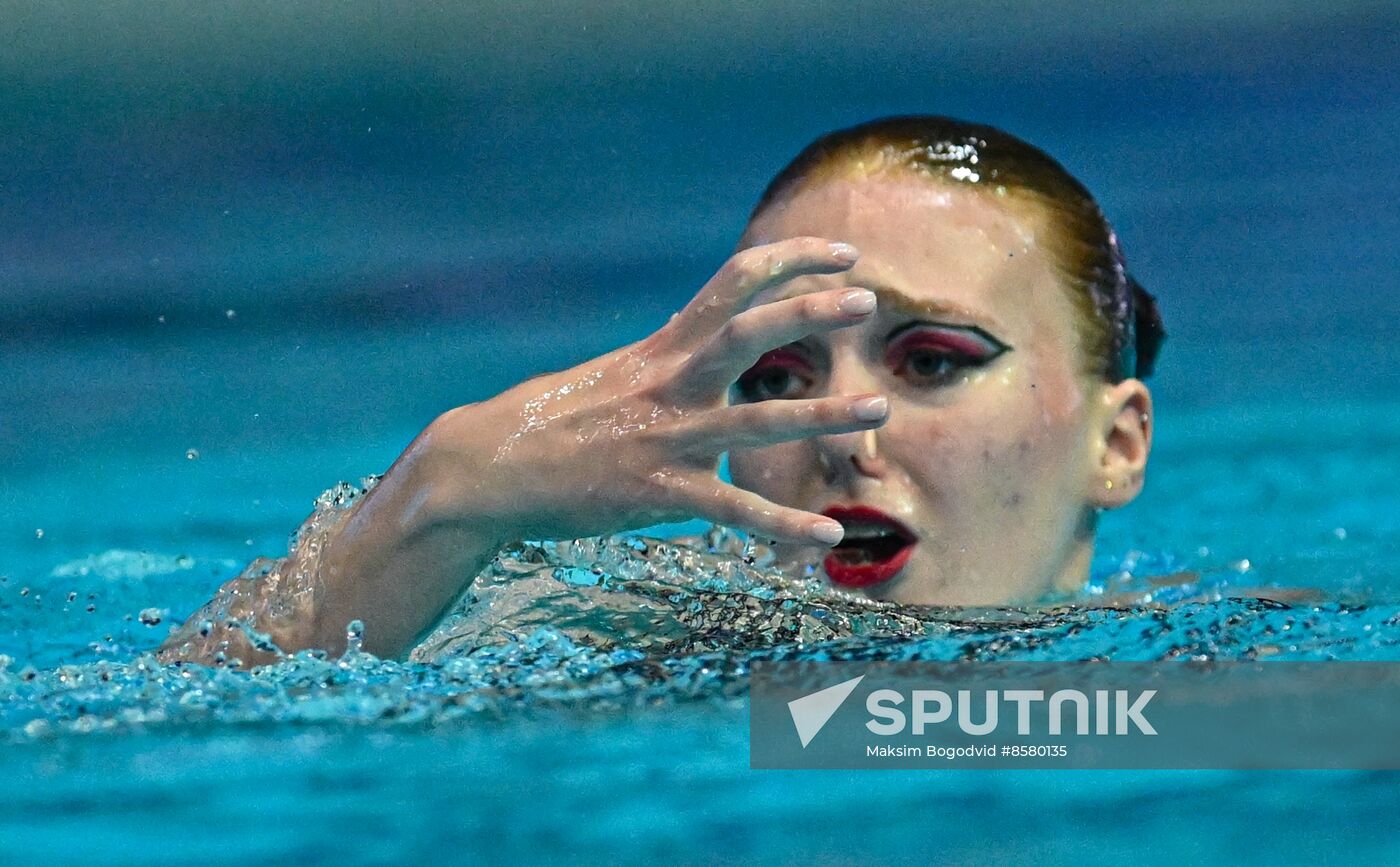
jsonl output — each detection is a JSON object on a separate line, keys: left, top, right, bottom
{"left": 186, "top": 449, "right": 200, "bottom": 460}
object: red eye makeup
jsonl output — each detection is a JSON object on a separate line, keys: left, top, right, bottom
{"left": 884, "top": 323, "right": 1010, "bottom": 382}
{"left": 734, "top": 347, "right": 815, "bottom": 402}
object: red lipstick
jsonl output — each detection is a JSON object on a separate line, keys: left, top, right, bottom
{"left": 820, "top": 505, "right": 917, "bottom": 588}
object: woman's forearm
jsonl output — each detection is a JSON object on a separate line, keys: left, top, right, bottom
{"left": 304, "top": 421, "right": 509, "bottom": 658}
{"left": 159, "top": 410, "right": 510, "bottom": 665}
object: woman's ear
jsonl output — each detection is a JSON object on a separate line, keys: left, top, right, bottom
{"left": 1087, "top": 378, "right": 1152, "bottom": 509}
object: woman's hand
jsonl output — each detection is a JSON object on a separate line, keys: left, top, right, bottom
{"left": 415, "top": 235, "right": 886, "bottom": 548}
{"left": 161, "top": 236, "right": 886, "bottom": 664}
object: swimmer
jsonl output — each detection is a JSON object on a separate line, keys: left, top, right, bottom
{"left": 160, "top": 115, "right": 1166, "bottom": 666}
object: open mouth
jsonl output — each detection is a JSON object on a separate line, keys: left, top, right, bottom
{"left": 821, "top": 505, "right": 917, "bottom": 589}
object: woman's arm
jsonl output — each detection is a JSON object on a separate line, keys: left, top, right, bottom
{"left": 158, "top": 237, "right": 890, "bottom": 665}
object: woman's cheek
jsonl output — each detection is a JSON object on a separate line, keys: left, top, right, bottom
{"left": 969, "top": 353, "right": 1083, "bottom": 445}
{"left": 883, "top": 407, "right": 975, "bottom": 499}
{"left": 987, "top": 385, "right": 1089, "bottom": 507}
{"left": 915, "top": 377, "right": 1059, "bottom": 497}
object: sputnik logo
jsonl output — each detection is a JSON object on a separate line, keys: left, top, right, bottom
{"left": 787, "top": 675, "right": 865, "bottom": 748}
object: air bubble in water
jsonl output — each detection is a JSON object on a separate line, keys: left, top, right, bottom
{"left": 345, "top": 620, "right": 365, "bottom": 655}
{"left": 186, "top": 449, "right": 200, "bottom": 461}
{"left": 138, "top": 608, "right": 164, "bottom": 626}
{"left": 34, "top": 529, "right": 44, "bottom": 540}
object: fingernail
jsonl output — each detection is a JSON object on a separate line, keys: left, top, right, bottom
{"left": 837, "top": 288, "right": 877, "bottom": 315}
{"left": 829, "top": 242, "right": 859, "bottom": 262}
{"left": 810, "top": 520, "right": 844, "bottom": 545}
{"left": 851, "top": 395, "right": 889, "bottom": 421}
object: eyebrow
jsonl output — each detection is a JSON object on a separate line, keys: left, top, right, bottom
{"left": 771, "top": 283, "right": 1008, "bottom": 334}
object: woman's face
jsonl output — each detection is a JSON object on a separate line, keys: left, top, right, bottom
{"left": 729, "top": 173, "right": 1132, "bottom": 605}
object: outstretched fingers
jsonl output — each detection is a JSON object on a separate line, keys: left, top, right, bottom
{"left": 663, "top": 237, "right": 859, "bottom": 345}
{"left": 682, "top": 478, "right": 846, "bottom": 547}
{"left": 677, "top": 394, "right": 889, "bottom": 453}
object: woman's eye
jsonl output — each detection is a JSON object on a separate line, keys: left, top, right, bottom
{"left": 903, "top": 348, "right": 961, "bottom": 379}
{"left": 887, "top": 329, "right": 1002, "bottom": 386}
{"left": 734, "top": 349, "right": 813, "bottom": 402}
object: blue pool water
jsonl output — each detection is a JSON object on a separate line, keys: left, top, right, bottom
{"left": 4, "top": 4, "right": 1400, "bottom": 864}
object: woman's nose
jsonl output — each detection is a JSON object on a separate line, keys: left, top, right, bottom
{"left": 816, "top": 428, "right": 888, "bottom": 485}
{"left": 816, "top": 358, "right": 890, "bottom": 484}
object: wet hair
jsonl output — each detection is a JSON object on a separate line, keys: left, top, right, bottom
{"left": 749, "top": 116, "right": 1165, "bottom": 380}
